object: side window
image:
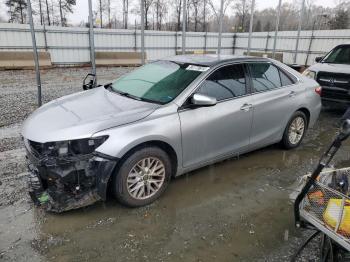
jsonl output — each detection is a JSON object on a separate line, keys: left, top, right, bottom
{"left": 196, "top": 64, "right": 246, "bottom": 101}
{"left": 279, "top": 69, "right": 295, "bottom": 86}
{"left": 249, "top": 63, "right": 282, "bottom": 92}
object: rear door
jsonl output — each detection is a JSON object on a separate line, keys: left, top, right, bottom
{"left": 247, "top": 62, "right": 299, "bottom": 148}
{"left": 179, "top": 63, "right": 253, "bottom": 168}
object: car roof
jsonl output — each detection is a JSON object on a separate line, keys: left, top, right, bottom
{"left": 161, "top": 54, "right": 270, "bottom": 67}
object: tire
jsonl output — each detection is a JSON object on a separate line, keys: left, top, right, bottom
{"left": 112, "top": 146, "right": 172, "bottom": 207}
{"left": 281, "top": 111, "right": 307, "bottom": 149}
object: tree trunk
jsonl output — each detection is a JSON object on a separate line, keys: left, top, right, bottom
{"left": 108, "top": 0, "right": 111, "bottom": 28}
{"left": 177, "top": 0, "right": 182, "bottom": 31}
{"left": 19, "top": 2, "right": 24, "bottom": 24}
{"left": 203, "top": 0, "right": 206, "bottom": 32}
{"left": 194, "top": 7, "right": 198, "bottom": 32}
{"left": 39, "top": 0, "right": 43, "bottom": 25}
{"left": 99, "top": 0, "right": 103, "bottom": 28}
{"left": 59, "top": 0, "right": 64, "bottom": 26}
{"left": 45, "top": 0, "right": 51, "bottom": 25}
{"left": 145, "top": 2, "right": 149, "bottom": 30}
{"left": 156, "top": 0, "right": 160, "bottom": 30}
{"left": 123, "top": 0, "right": 128, "bottom": 29}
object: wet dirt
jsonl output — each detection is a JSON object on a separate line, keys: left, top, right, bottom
{"left": 1, "top": 67, "right": 350, "bottom": 261}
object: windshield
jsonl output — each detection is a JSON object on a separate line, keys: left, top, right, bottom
{"left": 111, "top": 61, "right": 204, "bottom": 104}
{"left": 323, "top": 45, "right": 350, "bottom": 64}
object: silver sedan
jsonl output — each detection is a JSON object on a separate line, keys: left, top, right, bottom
{"left": 22, "top": 55, "right": 321, "bottom": 212}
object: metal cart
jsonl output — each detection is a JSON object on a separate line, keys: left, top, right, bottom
{"left": 293, "top": 118, "right": 350, "bottom": 261}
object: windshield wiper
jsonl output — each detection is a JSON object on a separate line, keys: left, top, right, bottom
{"left": 107, "top": 84, "right": 163, "bottom": 104}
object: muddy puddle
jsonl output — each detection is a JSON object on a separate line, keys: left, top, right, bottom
{"left": 1, "top": 68, "right": 350, "bottom": 261}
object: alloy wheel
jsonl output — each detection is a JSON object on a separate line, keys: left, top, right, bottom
{"left": 126, "top": 157, "right": 166, "bottom": 200}
{"left": 288, "top": 116, "right": 305, "bottom": 145}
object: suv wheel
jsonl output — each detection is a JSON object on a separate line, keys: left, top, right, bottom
{"left": 112, "top": 147, "right": 171, "bottom": 207}
{"left": 282, "top": 111, "right": 307, "bottom": 149}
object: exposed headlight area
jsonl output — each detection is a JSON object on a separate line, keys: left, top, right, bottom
{"left": 302, "top": 69, "right": 316, "bottom": 79}
{"left": 28, "top": 136, "right": 108, "bottom": 158}
{"left": 24, "top": 135, "right": 116, "bottom": 212}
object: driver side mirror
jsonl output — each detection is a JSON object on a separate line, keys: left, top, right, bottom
{"left": 315, "top": 56, "right": 323, "bottom": 63}
{"left": 83, "top": 73, "right": 97, "bottom": 90}
{"left": 190, "top": 93, "right": 217, "bottom": 107}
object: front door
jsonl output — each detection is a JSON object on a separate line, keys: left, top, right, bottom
{"left": 179, "top": 64, "right": 253, "bottom": 168}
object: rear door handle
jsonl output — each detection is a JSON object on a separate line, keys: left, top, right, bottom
{"left": 240, "top": 103, "right": 253, "bottom": 112}
{"left": 289, "top": 91, "right": 296, "bottom": 97}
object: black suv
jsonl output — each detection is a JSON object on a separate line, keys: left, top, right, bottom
{"left": 302, "top": 44, "right": 350, "bottom": 105}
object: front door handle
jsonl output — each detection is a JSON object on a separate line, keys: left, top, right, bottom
{"left": 289, "top": 91, "right": 296, "bottom": 97}
{"left": 240, "top": 103, "right": 253, "bottom": 112}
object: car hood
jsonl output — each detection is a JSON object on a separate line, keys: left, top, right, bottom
{"left": 309, "top": 63, "right": 350, "bottom": 74}
{"left": 22, "top": 87, "right": 159, "bottom": 143}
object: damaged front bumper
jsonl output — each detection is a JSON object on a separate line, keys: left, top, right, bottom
{"left": 24, "top": 139, "right": 118, "bottom": 213}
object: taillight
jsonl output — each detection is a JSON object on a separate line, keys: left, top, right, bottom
{"left": 315, "top": 86, "right": 322, "bottom": 96}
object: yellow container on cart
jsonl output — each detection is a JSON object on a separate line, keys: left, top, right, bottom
{"left": 323, "top": 199, "right": 350, "bottom": 236}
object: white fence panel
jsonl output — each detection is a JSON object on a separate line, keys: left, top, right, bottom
{"left": 0, "top": 23, "right": 349, "bottom": 66}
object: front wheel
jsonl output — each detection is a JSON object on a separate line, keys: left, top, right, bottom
{"left": 112, "top": 147, "right": 172, "bottom": 207}
{"left": 282, "top": 111, "right": 307, "bottom": 149}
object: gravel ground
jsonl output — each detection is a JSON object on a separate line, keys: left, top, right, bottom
{"left": 0, "top": 67, "right": 349, "bottom": 262}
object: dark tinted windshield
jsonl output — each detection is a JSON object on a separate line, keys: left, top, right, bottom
{"left": 111, "top": 61, "right": 204, "bottom": 104}
{"left": 323, "top": 46, "right": 350, "bottom": 64}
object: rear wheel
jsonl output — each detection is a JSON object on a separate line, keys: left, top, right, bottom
{"left": 112, "top": 147, "right": 171, "bottom": 207}
{"left": 282, "top": 111, "right": 307, "bottom": 149}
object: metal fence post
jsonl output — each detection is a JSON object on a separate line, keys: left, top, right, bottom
{"left": 247, "top": 0, "right": 255, "bottom": 55}
{"left": 134, "top": 19, "right": 137, "bottom": 52}
{"left": 182, "top": 0, "right": 186, "bottom": 55}
{"left": 175, "top": 32, "right": 177, "bottom": 55}
{"left": 203, "top": 0, "right": 207, "bottom": 53}
{"left": 88, "top": 0, "right": 96, "bottom": 77}
{"left": 293, "top": 0, "right": 306, "bottom": 64}
{"left": 232, "top": 33, "right": 236, "bottom": 54}
{"left": 140, "top": 0, "right": 145, "bottom": 64}
{"left": 265, "top": 31, "right": 270, "bottom": 53}
{"left": 272, "top": 0, "right": 282, "bottom": 59}
{"left": 305, "top": 24, "right": 315, "bottom": 66}
{"left": 43, "top": 23, "right": 48, "bottom": 51}
{"left": 27, "top": 0, "right": 42, "bottom": 107}
{"left": 217, "top": 0, "right": 224, "bottom": 55}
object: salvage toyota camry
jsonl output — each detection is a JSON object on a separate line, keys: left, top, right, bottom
{"left": 22, "top": 55, "right": 321, "bottom": 212}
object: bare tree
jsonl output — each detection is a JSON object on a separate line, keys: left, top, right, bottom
{"left": 122, "top": 0, "right": 129, "bottom": 29}
{"left": 6, "top": 0, "right": 27, "bottom": 24}
{"left": 58, "top": 0, "right": 76, "bottom": 26}
{"left": 190, "top": 0, "right": 201, "bottom": 31}
{"left": 37, "top": 0, "right": 44, "bottom": 25}
{"left": 143, "top": 0, "right": 154, "bottom": 30}
{"left": 232, "top": 0, "right": 251, "bottom": 32}
{"left": 172, "top": 0, "right": 182, "bottom": 31}
{"left": 208, "top": 0, "right": 233, "bottom": 25}
{"left": 45, "top": 0, "right": 51, "bottom": 25}
{"left": 99, "top": 0, "right": 103, "bottom": 27}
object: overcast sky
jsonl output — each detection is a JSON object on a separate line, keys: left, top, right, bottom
{"left": 0, "top": 0, "right": 339, "bottom": 25}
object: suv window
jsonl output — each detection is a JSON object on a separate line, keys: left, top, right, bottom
{"left": 323, "top": 45, "right": 350, "bottom": 64}
{"left": 196, "top": 64, "right": 246, "bottom": 101}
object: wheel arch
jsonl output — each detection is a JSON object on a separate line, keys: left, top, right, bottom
{"left": 113, "top": 140, "right": 179, "bottom": 179}
{"left": 296, "top": 107, "right": 311, "bottom": 127}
